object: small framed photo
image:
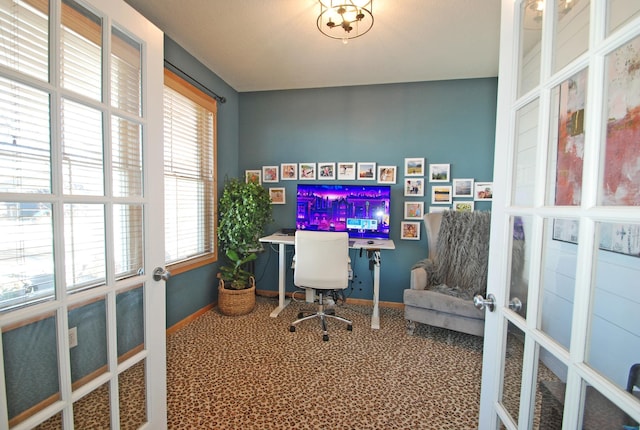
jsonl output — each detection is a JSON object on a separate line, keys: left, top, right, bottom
{"left": 432, "top": 185, "right": 453, "bottom": 204}
{"left": 337, "top": 162, "right": 356, "bottom": 180}
{"left": 453, "top": 178, "right": 474, "bottom": 197}
{"left": 269, "top": 187, "right": 286, "bottom": 205}
{"left": 405, "top": 157, "right": 425, "bottom": 177}
{"left": 401, "top": 221, "right": 421, "bottom": 240}
{"left": 377, "top": 165, "right": 397, "bottom": 184}
{"left": 404, "top": 178, "right": 424, "bottom": 196}
{"left": 262, "top": 165, "right": 279, "bottom": 183}
{"left": 474, "top": 182, "right": 494, "bottom": 201}
{"left": 281, "top": 163, "right": 297, "bottom": 180}
{"left": 453, "top": 201, "right": 474, "bottom": 212}
{"left": 429, "top": 163, "right": 450, "bottom": 182}
{"left": 318, "top": 162, "right": 336, "bottom": 180}
{"left": 245, "top": 170, "right": 261, "bottom": 184}
{"left": 404, "top": 201, "right": 424, "bottom": 220}
{"left": 357, "top": 162, "right": 376, "bottom": 180}
{"left": 299, "top": 163, "right": 316, "bottom": 180}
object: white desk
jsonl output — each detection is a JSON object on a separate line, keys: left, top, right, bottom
{"left": 259, "top": 233, "right": 396, "bottom": 329}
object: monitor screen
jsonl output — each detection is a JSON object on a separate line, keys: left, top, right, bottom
{"left": 296, "top": 184, "right": 391, "bottom": 239}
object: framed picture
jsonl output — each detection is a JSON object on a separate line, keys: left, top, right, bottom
{"left": 404, "top": 157, "right": 425, "bottom": 177}
{"left": 404, "top": 201, "right": 424, "bottom": 220}
{"left": 357, "top": 162, "right": 376, "bottom": 180}
{"left": 474, "top": 182, "right": 494, "bottom": 201}
{"left": 337, "top": 162, "right": 356, "bottom": 180}
{"left": 299, "top": 162, "right": 316, "bottom": 180}
{"left": 268, "top": 187, "right": 286, "bottom": 204}
{"left": 453, "top": 201, "right": 474, "bottom": 212}
{"left": 262, "top": 165, "right": 278, "bottom": 183}
{"left": 318, "top": 162, "right": 336, "bottom": 180}
{"left": 401, "top": 221, "right": 421, "bottom": 240}
{"left": 432, "top": 185, "right": 452, "bottom": 204}
{"left": 245, "top": 170, "right": 261, "bottom": 184}
{"left": 453, "top": 178, "right": 474, "bottom": 197}
{"left": 377, "top": 165, "right": 397, "bottom": 184}
{"left": 281, "top": 163, "right": 297, "bottom": 180}
{"left": 553, "top": 219, "right": 640, "bottom": 258}
{"left": 429, "top": 163, "right": 450, "bottom": 182}
{"left": 404, "top": 178, "right": 424, "bottom": 196}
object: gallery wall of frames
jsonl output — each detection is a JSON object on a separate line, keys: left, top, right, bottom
{"left": 245, "top": 157, "right": 493, "bottom": 240}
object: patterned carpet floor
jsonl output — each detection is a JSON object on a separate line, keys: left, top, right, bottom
{"left": 167, "top": 296, "right": 485, "bottom": 429}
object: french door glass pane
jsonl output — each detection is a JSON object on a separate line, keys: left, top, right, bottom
{"left": 111, "top": 26, "right": 141, "bottom": 116}
{"left": 535, "top": 346, "right": 568, "bottom": 430}
{"left": 2, "top": 312, "right": 60, "bottom": 427}
{"left": 552, "top": 0, "right": 589, "bottom": 73}
{"left": 0, "top": 202, "right": 54, "bottom": 311}
{"left": 61, "top": 0, "right": 101, "bottom": 101}
{"left": 0, "top": 76, "right": 51, "bottom": 194}
{"left": 601, "top": 34, "right": 640, "bottom": 206}
{"left": 116, "top": 286, "right": 144, "bottom": 356}
{"left": 519, "top": 0, "right": 543, "bottom": 96}
{"left": 119, "top": 360, "right": 147, "bottom": 428}
{"left": 0, "top": 0, "right": 49, "bottom": 82}
{"left": 68, "top": 298, "right": 107, "bottom": 390}
{"left": 112, "top": 116, "right": 142, "bottom": 197}
{"left": 509, "top": 216, "right": 528, "bottom": 319}
{"left": 513, "top": 99, "right": 539, "bottom": 206}
{"left": 580, "top": 381, "right": 637, "bottom": 428}
{"left": 61, "top": 98, "right": 104, "bottom": 196}
{"left": 547, "top": 68, "right": 588, "bottom": 206}
{"left": 540, "top": 217, "right": 577, "bottom": 350}
{"left": 501, "top": 322, "right": 525, "bottom": 426}
{"left": 114, "top": 204, "right": 143, "bottom": 278}
{"left": 64, "top": 203, "right": 105, "bottom": 290}
{"left": 73, "top": 381, "right": 111, "bottom": 428}
{"left": 607, "top": 0, "right": 640, "bottom": 36}
{"left": 587, "top": 221, "right": 640, "bottom": 392}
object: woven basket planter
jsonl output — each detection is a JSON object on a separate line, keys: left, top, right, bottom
{"left": 218, "top": 276, "right": 256, "bottom": 316}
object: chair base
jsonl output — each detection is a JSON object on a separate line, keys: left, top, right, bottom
{"left": 289, "top": 292, "right": 352, "bottom": 341}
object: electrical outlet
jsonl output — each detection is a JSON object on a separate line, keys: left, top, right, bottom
{"left": 68, "top": 326, "right": 78, "bottom": 348}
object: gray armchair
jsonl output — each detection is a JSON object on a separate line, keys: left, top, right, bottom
{"left": 404, "top": 211, "right": 492, "bottom": 337}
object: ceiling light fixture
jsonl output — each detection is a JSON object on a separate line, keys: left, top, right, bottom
{"left": 317, "top": 0, "right": 374, "bottom": 44}
{"left": 524, "top": 0, "right": 578, "bottom": 28}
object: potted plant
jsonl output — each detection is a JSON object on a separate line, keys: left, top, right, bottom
{"left": 217, "top": 177, "right": 273, "bottom": 315}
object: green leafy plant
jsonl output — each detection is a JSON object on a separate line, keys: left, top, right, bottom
{"left": 217, "top": 249, "right": 257, "bottom": 290}
{"left": 217, "top": 177, "right": 273, "bottom": 289}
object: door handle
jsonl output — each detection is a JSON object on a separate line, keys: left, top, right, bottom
{"left": 153, "top": 267, "right": 170, "bottom": 282}
{"left": 509, "top": 297, "right": 522, "bottom": 312}
{"left": 473, "top": 293, "right": 496, "bottom": 312}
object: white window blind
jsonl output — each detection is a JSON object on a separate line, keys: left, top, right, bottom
{"left": 163, "top": 69, "right": 216, "bottom": 266}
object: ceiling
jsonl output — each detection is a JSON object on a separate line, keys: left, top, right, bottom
{"left": 123, "top": 0, "right": 502, "bottom": 93}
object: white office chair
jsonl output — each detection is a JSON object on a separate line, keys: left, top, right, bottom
{"left": 289, "top": 230, "right": 353, "bottom": 341}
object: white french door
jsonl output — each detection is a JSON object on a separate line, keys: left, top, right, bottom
{"left": 0, "top": 0, "right": 166, "bottom": 428}
{"left": 479, "top": 1, "right": 640, "bottom": 429}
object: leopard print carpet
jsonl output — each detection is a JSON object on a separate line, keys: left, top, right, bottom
{"left": 166, "top": 296, "right": 484, "bottom": 429}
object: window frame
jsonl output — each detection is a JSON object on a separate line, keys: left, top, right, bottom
{"left": 163, "top": 68, "right": 218, "bottom": 275}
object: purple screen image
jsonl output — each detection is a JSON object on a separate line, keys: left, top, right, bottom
{"left": 296, "top": 184, "right": 391, "bottom": 239}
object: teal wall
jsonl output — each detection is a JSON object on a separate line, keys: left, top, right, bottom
{"left": 239, "top": 79, "right": 497, "bottom": 303}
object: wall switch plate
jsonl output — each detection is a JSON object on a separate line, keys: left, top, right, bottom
{"left": 68, "top": 326, "right": 78, "bottom": 348}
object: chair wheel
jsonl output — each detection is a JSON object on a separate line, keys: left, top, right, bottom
{"left": 297, "top": 312, "right": 304, "bottom": 318}
{"left": 323, "top": 334, "right": 329, "bottom": 341}
{"left": 347, "top": 324, "right": 353, "bottom": 331}
{"left": 289, "top": 326, "right": 296, "bottom": 332}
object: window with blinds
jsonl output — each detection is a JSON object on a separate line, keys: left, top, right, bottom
{"left": 163, "top": 69, "right": 217, "bottom": 270}
{"left": 0, "top": 0, "right": 145, "bottom": 310}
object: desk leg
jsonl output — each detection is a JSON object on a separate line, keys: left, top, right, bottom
{"left": 371, "top": 250, "right": 381, "bottom": 329}
{"left": 270, "top": 242, "right": 291, "bottom": 317}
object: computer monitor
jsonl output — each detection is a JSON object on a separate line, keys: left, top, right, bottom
{"left": 296, "top": 184, "right": 391, "bottom": 239}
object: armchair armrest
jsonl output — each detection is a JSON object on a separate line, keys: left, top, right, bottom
{"left": 410, "top": 258, "right": 436, "bottom": 290}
